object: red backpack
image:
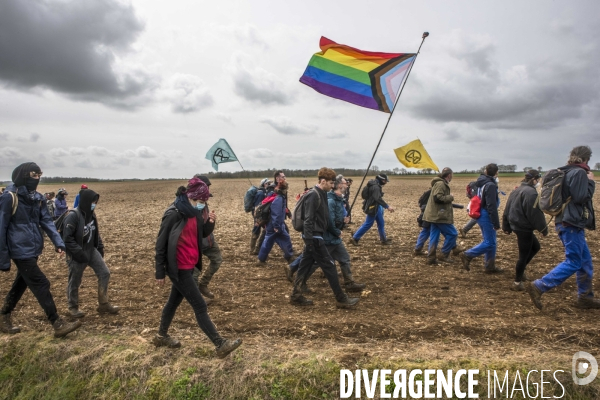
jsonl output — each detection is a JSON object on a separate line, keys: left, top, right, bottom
{"left": 467, "top": 184, "right": 490, "bottom": 219}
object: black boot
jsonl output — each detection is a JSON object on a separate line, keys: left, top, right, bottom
{"left": 53, "top": 317, "right": 82, "bottom": 338}
{"left": 484, "top": 259, "right": 504, "bottom": 274}
{"left": 0, "top": 313, "right": 20, "bottom": 334}
{"left": 336, "top": 294, "right": 360, "bottom": 309}
{"left": 427, "top": 250, "right": 438, "bottom": 265}
{"left": 460, "top": 253, "right": 472, "bottom": 271}
{"left": 342, "top": 270, "right": 365, "bottom": 292}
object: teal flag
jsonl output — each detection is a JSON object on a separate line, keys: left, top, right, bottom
{"left": 205, "top": 138, "right": 239, "bottom": 171}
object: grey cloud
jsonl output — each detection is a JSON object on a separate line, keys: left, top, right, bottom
{"left": 260, "top": 116, "right": 316, "bottom": 135}
{"left": 30, "top": 133, "right": 40, "bottom": 142}
{"left": 74, "top": 159, "right": 93, "bottom": 169}
{"left": 89, "top": 146, "right": 110, "bottom": 156}
{"left": 407, "top": 31, "right": 600, "bottom": 131}
{"left": 244, "top": 148, "right": 274, "bottom": 159}
{"left": 165, "top": 74, "right": 214, "bottom": 114}
{"left": 215, "top": 112, "right": 234, "bottom": 125}
{"left": 231, "top": 54, "right": 294, "bottom": 105}
{"left": 234, "top": 25, "right": 269, "bottom": 49}
{"left": 0, "top": 147, "right": 24, "bottom": 167}
{"left": 132, "top": 146, "right": 158, "bottom": 159}
{"left": 0, "top": 133, "right": 8, "bottom": 141}
{"left": 326, "top": 133, "right": 348, "bottom": 139}
{"left": 0, "top": 0, "right": 157, "bottom": 109}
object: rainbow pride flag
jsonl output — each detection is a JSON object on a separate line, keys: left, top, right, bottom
{"left": 300, "top": 37, "right": 415, "bottom": 113}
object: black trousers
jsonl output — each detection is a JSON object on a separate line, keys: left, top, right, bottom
{"left": 293, "top": 238, "right": 345, "bottom": 301}
{"left": 158, "top": 269, "right": 223, "bottom": 346}
{"left": 1, "top": 258, "right": 59, "bottom": 324}
{"left": 514, "top": 230, "right": 541, "bottom": 282}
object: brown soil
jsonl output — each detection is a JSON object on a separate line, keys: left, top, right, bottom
{"left": 2, "top": 177, "right": 599, "bottom": 360}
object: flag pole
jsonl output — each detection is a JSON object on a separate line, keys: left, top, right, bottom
{"left": 236, "top": 159, "right": 254, "bottom": 187}
{"left": 349, "top": 32, "right": 429, "bottom": 213}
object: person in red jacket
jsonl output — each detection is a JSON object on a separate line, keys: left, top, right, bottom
{"left": 154, "top": 177, "right": 241, "bottom": 358}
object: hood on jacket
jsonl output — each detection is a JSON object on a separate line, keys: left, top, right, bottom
{"left": 430, "top": 177, "right": 446, "bottom": 187}
{"left": 327, "top": 191, "right": 344, "bottom": 201}
{"left": 78, "top": 189, "right": 99, "bottom": 222}
{"left": 476, "top": 174, "right": 496, "bottom": 188}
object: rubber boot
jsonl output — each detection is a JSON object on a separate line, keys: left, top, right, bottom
{"left": 413, "top": 247, "right": 424, "bottom": 256}
{"left": 438, "top": 252, "right": 455, "bottom": 264}
{"left": 249, "top": 233, "right": 259, "bottom": 254}
{"left": 253, "top": 231, "right": 266, "bottom": 255}
{"left": 451, "top": 245, "right": 464, "bottom": 256}
{"left": 341, "top": 270, "right": 365, "bottom": 292}
{"left": 460, "top": 253, "right": 473, "bottom": 271}
{"left": 427, "top": 250, "right": 438, "bottom": 265}
{"left": 484, "top": 258, "right": 504, "bottom": 274}
{"left": 0, "top": 313, "right": 21, "bottom": 334}
{"left": 290, "top": 280, "right": 313, "bottom": 306}
{"left": 97, "top": 287, "right": 119, "bottom": 314}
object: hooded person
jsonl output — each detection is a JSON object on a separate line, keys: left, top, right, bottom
{"left": 54, "top": 188, "right": 69, "bottom": 219}
{"left": 0, "top": 162, "right": 81, "bottom": 337}
{"left": 62, "top": 189, "right": 119, "bottom": 318}
{"left": 350, "top": 173, "right": 395, "bottom": 246}
{"left": 153, "top": 177, "right": 242, "bottom": 357}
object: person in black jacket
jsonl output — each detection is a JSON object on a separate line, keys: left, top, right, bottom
{"left": 527, "top": 146, "right": 599, "bottom": 310}
{"left": 461, "top": 163, "right": 503, "bottom": 273}
{"left": 154, "top": 177, "right": 242, "bottom": 357}
{"left": 63, "top": 189, "right": 119, "bottom": 318}
{"left": 502, "top": 170, "right": 548, "bottom": 291}
{"left": 350, "top": 174, "right": 395, "bottom": 246}
{"left": 0, "top": 162, "right": 81, "bottom": 338}
{"left": 290, "top": 168, "right": 360, "bottom": 308}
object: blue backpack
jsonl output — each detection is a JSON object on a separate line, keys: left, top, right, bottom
{"left": 244, "top": 186, "right": 258, "bottom": 213}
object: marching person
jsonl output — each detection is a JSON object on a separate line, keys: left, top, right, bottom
{"left": 423, "top": 168, "right": 462, "bottom": 264}
{"left": 62, "top": 189, "right": 119, "bottom": 317}
{"left": 324, "top": 175, "right": 365, "bottom": 292}
{"left": 154, "top": 177, "right": 242, "bottom": 356}
{"left": 250, "top": 178, "right": 270, "bottom": 254}
{"left": 73, "top": 184, "right": 88, "bottom": 208}
{"left": 0, "top": 162, "right": 81, "bottom": 337}
{"left": 350, "top": 173, "right": 395, "bottom": 246}
{"left": 54, "top": 188, "right": 69, "bottom": 219}
{"left": 191, "top": 175, "right": 223, "bottom": 301}
{"left": 45, "top": 192, "right": 56, "bottom": 218}
{"left": 257, "top": 177, "right": 294, "bottom": 266}
{"left": 502, "top": 170, "right": 548, "bottom": 291}
{"left": 527, "top": 146, "right": 599, "bottom": 310}
{"left": 290, "top": 167, "right": 360, "bottom": 308}
{"left": 343, "top": 178, "right": 354, "bottom": 224}
{"left": 461, "top": 164, "right": 503, "bottom": 273}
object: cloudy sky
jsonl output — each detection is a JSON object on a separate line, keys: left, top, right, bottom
{"left": 1, "top": 0, "right": 599, "bottom": 179}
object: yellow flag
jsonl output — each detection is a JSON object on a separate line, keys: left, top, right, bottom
{"left": 394, "top": 139, "right": 439, "bottom": 171}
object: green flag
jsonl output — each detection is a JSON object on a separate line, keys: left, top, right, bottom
{"left": 205, "top": 138, "right": 239, "bottom": 171}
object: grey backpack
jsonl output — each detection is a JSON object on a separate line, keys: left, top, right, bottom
{"left": 539, "top": 168, "right": 571, "bottom": 216}
{"left": 291, "top": 189, "right": 321, "bottom": 232}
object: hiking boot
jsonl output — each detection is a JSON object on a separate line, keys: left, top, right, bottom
{"left": 413, "top": 247, "right": 424, "bottom": 256}
{"left": 215, "top": 338, "right": 243, "bottom": 358}
{"left": 380, "top": 239, "right": 392, "bottom": 246}
{"left": 521, "top": 272, "right": 529, "bottom": 281}
{"left": 53, "top": 317, "right": 82, "bottom": 338}
{"left": 349, "top": 238, "right": 360, "bottom": 246}
{"left": 283, "top": 265, "right": 294, "bottom": 283}
{"left": 460, "top": 253, "right": 472, "bottom": 271}
{"left": 344, "top": 281, "right": 366, "bottom": 292}
{"left": 451, "top": 245, "right": 464, "bottom": 256}
{"left": 290, "top": 295, "right": 314, "bottom": 306}
{"left": 68, "top": 308, "right": 86, "bottom": 318}
{"left": 198, "top": 284, "right": 214, "bottom": 299}
{"left": 526, "top": 282, "right": 543, "bottom": 310}
{"left": 0, "top": 313, "right": 21, "bottom": 334}
{"left": 438, "top": 252, "right": 455, "bottom": 264}
{"left": 510, "top": 282, "right": 525, "bottom": 291}
{"left": 152, "top": 334, "right": 181, "bottom": 348}
{"left": 427, "top": 251, "right": 438, "bottom": 265}
{"left": 256, "top": 260, "right": 267, "bottom": 267}
{"left": 459, "top": 228, "right": 467, "bottom": 238}
{"left": 575, "top": 297, "right": 600, "bottom": 309}
{"left": 336, "top": 296, "right": 360, "bottom": 309}
{"left": 484, "top": 267, "right": 504, "bottom": 274}
{"left": 97, "top": 303, "right": 120, "bottom": 315}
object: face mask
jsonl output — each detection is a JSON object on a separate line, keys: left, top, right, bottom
{"left": 495, "top": 177, "right": 500, "bottom": 184}
{"left": 195, "top": 203, "right": 205, "bottom": 211}
{"left": 25, "top": 177, "right": 39, "bottom": 192}
{"left": 91, "top": 204, "right": 96, "bottom": 211}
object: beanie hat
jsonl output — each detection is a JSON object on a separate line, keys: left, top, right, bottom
{"left": 260, "top": 178, "right": 269, "bottom": 187}
{"left": 11, "top": 162, "right": 41, "bottom": 187}
{"left": 186, "top": 177, "right": 210, "bottom": 201}
{"left": 376, "top": 173, "right": 389, "bottom": 184}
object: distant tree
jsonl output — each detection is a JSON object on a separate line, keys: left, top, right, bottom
{"left": 594, "top": 162, "right": 600, "bottom": 171}
{"left": 523, "top": 167, "right": 533, "bottom": 173}
{"left": 537, "top": 166, "right": 543, "bottom": 172}
{"left": 393, "top": 167, "right": 400, "bottom": 175}
{"left": 372, "top": 165, "right": 379, "bottom": 172}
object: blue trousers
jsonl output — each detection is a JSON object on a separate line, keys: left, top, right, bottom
{"left": 464, "top": 209, "right": 496, "bottom": 263}
{"left": 257, "top": 229, "right": 294, "bottom": 262}
{"left": 428, "top": 223, "right": 458, "bottom": 255}
{"left": 534, "top": 225, "right": 594, "bottom": 298}
{"left": 353, "top": 206, "right": 386, "bottom": 241}
{"left": 415, "top": 225, "right": 430, "bottom": 250}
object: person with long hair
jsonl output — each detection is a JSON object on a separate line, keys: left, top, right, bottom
{"left": 154, "top": 177, "right": 242, "bottom": 357}
{"left": 502, "top": 170, "right": 548, "bottom": 291}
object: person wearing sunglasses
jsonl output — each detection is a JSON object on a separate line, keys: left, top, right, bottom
{"left": 0, "top": 162, "right": 81, "bottom": 337}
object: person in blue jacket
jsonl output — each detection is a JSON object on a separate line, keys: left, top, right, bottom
{"left": 257, "top": 179, "right": 294, "bottom": 265}
{"left": 54, "top": 188, "right": 69, "bottom": 219}
{"left": 0, "top": 162, "right": 81, "bottom": 337}
{"left": 73, "top": 184, "right": 88, "bottom": 208}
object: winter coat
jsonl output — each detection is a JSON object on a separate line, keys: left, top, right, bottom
{"left": 502, "top": 182, "right": 548, "bottom": 235}
{"left": 302, "top": 186, "right": 329, "bottom": 240}
{"left": 267, "top": 193, "right": 288, "bottom": 233}
{"left": 254, "top": 188, "right": 266, "bottom": 208}
{"left": 0, "top": 185, "right": 65, "bottom": 270}
{"left": 476, "top": 174, "right": 500, "bottom": 229}
{"left": 324, "top": 191, "right": 346, "bottom": 245}
{"left": 362, "top": 179, "right": 389, "bottom": 216}
{"left": 555, "top": 165, "right": 596, "bottom": 230}
{"left": 54, "top": 196, "right": 68, "bottom": 218}
{"left": 423, "top": 177, "right": 455, "bottom": 224}
{"left": 73, "top": 193, "right": 80, "bottom": 208}
{"left": 155, "top": 204, "right": 215, "bottom": 281}
{"left": 63, "top": 189, "right": 104, "bottom": 263}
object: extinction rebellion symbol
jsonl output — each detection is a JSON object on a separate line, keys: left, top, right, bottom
{"left": 213, "top": 148, "right": 231, "bottom": 164}
{"left": 405, "top": 150, "right": 422, "bottom": 164}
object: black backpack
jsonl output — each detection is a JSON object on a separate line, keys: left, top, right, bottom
{"left": 54, "top": 209, "right": 80, "bottom": 234}
{"left": 254, "top": 194, "right": 276, "bottom": 227}
{"left": 292, "top": 189, "right": 321, "bottom": 232}
{"left": 418, "top": 189, "right": 431, "bottom": 210}
{"left": 361, "top": 184, "right": 370, "bottom": 200}
{"left": 466, "top": 181, "right": 478, "bottom": 199}
{"left": 540, "top": 168, "right": 571, "bottom": 216}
